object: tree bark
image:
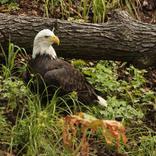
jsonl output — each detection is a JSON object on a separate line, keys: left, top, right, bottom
{"left": 0, "top": 10, "right": 156, "bottom": 68}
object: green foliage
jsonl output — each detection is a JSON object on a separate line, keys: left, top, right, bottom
{"left": 42, "top": 0, "right": 119, "bottom": 22}
{"left": 10, "top": 97, "right": 62, "bottom": 155}
{"left": 92, "top": 0, "right": 106, "bottom": 23}
{"left": 0, "top": 43, "right": 23, "bottom": 78}
{"left": 0, "top": 76, "right": 28, "bottom": 109}
{"left": 0, "top": 44, "right": 84, "bottom": 155}
{"left": 0, "top": 43, "right": 156, "bottom": 155}
{"left": 138, "top": 135, "right": 156, "bottom": 156}
{"left": 120, "top": 0, "right": 141, "bottom": 20}
{"left": 7, "top": 2, "right": 19, "bottom": 12}
{"left": 0, "top": 75, "right": 70, "bottom": 155}
{"left": 82, "top": 61, "right": 119, "bottom": 94}
{"left": 0, "top": 0, "right": 16, "bottom": 4}
{"left": 0, "top": 76, "right": 29, "bottom": 153}
{"left": 0, "top": 111, "right": 12, "bottom": 145}
{"left": 0, "top": 0, "right": 10, "bottom": 4}
{"left": 100, "top": 96, "right": 143, "bottom": 120}
{"left": 75, "top": 60, "right": 155, "bottom": 155}
{"left": 84, "top": 61, "right": 147, "bottom": 97}
{"left": 40, "top": 0, "right": 141, "bottom": 22}
{"left": 124, "top": 126, "right": 156, "bottom": 156}
{"left": 0, "top": 0, "right": 145, "bottom": 22}
{"left": 72, "top": 60, "right": 156, "bottom": 122}
{"left": 71, "top": 59, "right": 87, "bottom": 68}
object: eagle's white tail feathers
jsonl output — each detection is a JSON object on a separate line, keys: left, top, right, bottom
{"left": 97, "top": 96, "right": 107, "bottom": 107}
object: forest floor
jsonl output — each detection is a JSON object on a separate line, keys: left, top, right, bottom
{"left": 0, "top": 0, "right": 156, "bottom": 156}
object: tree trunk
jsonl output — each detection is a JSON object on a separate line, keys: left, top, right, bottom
{"left": 0, "top": 10, "right": 156, "bottom": 68}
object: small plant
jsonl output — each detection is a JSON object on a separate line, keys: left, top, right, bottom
{"left": 139, "top": 135, "right": 156, "bottom": 155}
{"left": 120, "top": 0, "right": 141, "bottom": 20}
{"left": 92, "top": 0, "right": 106, "bottom": 23}
{"left": 81, "top": 60, "right": 120, "bottom": 95}
{"left": 0, "top": 0, "right": 11, "bottom": 4}
{"left": 63, "top": 112, "right": 127, "bottom": 155}
{"left": 98, "top": 96, "right": 143, "bottom": 120}
{"left": 0, "top": 1, "right": 19, "bottom": 13}
{"left": 7, "top": 2, "right": 19, "bottom": 12}
{"left": 0, "top": 43, "right": 23, "bottom": 78}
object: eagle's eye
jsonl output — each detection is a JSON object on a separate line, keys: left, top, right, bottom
{"left": 44, "top": 36, "right": 50, "bottom": 38}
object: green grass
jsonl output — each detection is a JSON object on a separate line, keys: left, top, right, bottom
{"left": 0, "top": 43, "right": 156, "bottom": 155}
{"left": 0, "top": 0, "right": 145, "bottom": 23}
{"left": 42, "top": 0, "right": 142, "bottom": 22}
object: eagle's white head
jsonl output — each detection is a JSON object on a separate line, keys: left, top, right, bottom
{"left": 32, "top": 29, "right": 60, "bottom": 59}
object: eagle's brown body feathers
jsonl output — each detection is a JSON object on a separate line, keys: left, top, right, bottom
{"left": 29, "top": 54, "right": 98, "bottom": 104}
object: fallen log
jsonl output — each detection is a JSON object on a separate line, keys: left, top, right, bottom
{"left": 0, "top": 10, "right": 156, "bottom": 68}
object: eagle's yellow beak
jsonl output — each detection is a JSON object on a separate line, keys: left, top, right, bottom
{"left": 50, "top": 35, "right": 60, "bottom": 45}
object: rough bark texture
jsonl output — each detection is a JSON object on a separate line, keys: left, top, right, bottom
{"left": 0, "top": 10, "right": 156, "bottom": 68}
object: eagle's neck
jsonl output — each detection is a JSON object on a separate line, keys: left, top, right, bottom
{"left": 32, "top": 42, "right": 57, "bottom": 59}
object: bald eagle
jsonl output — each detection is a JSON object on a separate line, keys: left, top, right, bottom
{"left": 28, "top": 29, "right": 107, "bottom": 107}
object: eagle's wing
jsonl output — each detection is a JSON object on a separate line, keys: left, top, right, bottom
{"left": 44, "top": 65, "right": 87, "bottom": 92}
